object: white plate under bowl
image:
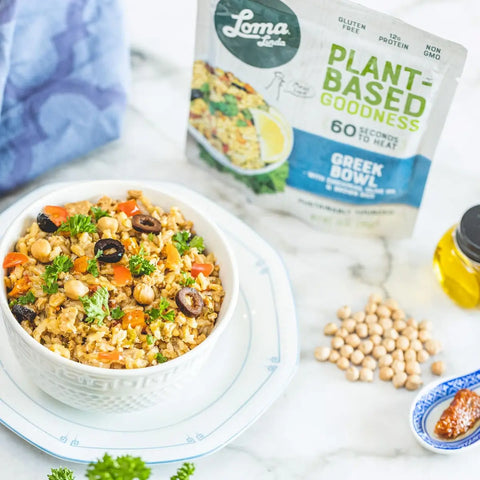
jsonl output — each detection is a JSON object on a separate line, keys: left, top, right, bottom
{"left": 0, "top": 182, "right": 298, "bottom": 464}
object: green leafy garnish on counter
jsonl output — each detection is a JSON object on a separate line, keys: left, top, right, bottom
{"left": 128, "top": 248, "right": 156, "bottom": 277}
{"left": 170, "top": 462, "right": 195, "bottom": 480}
{"left": 172, "top": 232, "right": 205, "bottom": 256}
{"left": 86, "top": 453, "right": 151, "bottom": 480}
{"left": 110, "top": 307, "right": 125, "bottom": 320}
{"left": 156, "top": 352, "right": 168, "bottom": 364}
{"left": 90, "top": 207, "right": 110, "bottom": 222}
{"left": 48, "top": 468, "right": 75, "bottom": 480}
{"left": 57, "top": 214, "right": 97, "bottom": 236}
{"left": 80, "top": 287, "right": 110, "bottom": 325}
{"left": 146, "top": 298, "right": 175, "bottom": 323}
{"left": 10, "top": 290, "right": 35, "bottom": 307}
{"left": 42, "top": 254, "right": 74, "bottom": 294}
{"left": 180, "top": 271, "right": 195, "bottom": 287}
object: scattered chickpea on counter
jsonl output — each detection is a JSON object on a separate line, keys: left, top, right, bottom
{"left": 314, "top": 293, "right": 445, "bottom": 390}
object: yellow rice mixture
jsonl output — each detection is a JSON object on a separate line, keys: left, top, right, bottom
{"left": 189, "top": 59, "right": 269, "bottom": 170}
{"left": 3, "top": 190, "right": 224, "bottom": 369}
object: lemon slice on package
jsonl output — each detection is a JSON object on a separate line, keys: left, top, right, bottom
{"left": 250, "top": 108, "right": 293, "bottom": 165}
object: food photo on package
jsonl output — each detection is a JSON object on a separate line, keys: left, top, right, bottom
{"left": 186, "top": 0, "right": 467, "bottom": 237}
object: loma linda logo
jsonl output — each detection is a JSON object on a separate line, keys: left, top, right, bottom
{"left": 215, "top": 0, "right": 301, "bottom": 68}
{"left": 222, "top": 9, "right": 290, "bottom": 48}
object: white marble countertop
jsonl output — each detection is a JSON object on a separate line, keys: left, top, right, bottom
{"left": 2, "top": 0, "right": 480, "bottom": 478}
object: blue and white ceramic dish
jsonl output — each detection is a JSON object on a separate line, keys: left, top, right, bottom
{"left": 410, "top": 369, "right": 480, "bottom": 454}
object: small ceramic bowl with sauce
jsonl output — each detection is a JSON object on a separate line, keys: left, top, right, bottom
{"left": 410, "top": 369, "right": 480, "bottom": 454}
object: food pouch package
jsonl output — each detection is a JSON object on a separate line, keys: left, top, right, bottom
{"left": 186, "top": 0, "right": 467, "bottom": 237}
{"left": 0, "top": 0, "right": 128, "bottom": 195}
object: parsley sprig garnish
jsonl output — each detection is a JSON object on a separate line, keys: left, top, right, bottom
{"left": 145, "top": 297, "right": 175, "bottom": 323}
{"left": 90, "top": 206, "right": 110, "bottom": 222}
{"left": 87, "top": 250, "right": 103, "bottom": 278}
{"left": 9, "top": 291, "right": 35, "bottom": 307}
{"left": 48, "top": 468, "right": 75, "bottom": 480}
{"left": 80, "top": 287, "right": 110, "bottom": 325}
{"left": 180, "top": 271, "right": 195, "bottom": 287}
{"left": 172, "top": 231, "right": 205, "bottom": 256}
{"left": 42, "top": 255, "right": 74, "bottom": 294}
{"left": 110, "top": 307, "right": 125, "bottom": 320}
{"left": 57, "top": 214, "right": 97, "bottom": 236}
{"left": 156, "top": 352, "right": 168, "bottom": 364}
{"left": 128, "top": 248, "right": 156, "bottom": 277}
{"left": 170, "top": 462, "right": 195, "bottom": 480}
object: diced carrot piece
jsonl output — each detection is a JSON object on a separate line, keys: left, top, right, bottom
{"left": 97, "top": 351, "right": 121, "bottom": 362}
{"left": 165, "top": 242, "right": 181, "bottom": 269}
{"left": 3, "top": 252, "right": 29, "bottom": 269}
{"left": 117, "top": 200, "right": 140, "bottom": 217}
{"left": 8, "top": 276, "right": 31, "bottom": 297}
{"left": 113, "top": 265, "right": 132, "bottom": 286}
{"left": 122, "top": 237, "right": 139, "bottom": 254}
{"left": 122, "top": 310, "right": 146, "bottom": 329}
{"left": 191, "top": 263, "right": 214, "bottom": 278}
{"left": 73, "top": 256, "right": 88, "bottom": 274}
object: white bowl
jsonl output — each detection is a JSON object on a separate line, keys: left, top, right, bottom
{"left": 0, "top": 181, "right": 239, "bottom": 413}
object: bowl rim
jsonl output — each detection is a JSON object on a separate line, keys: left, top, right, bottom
{"left": 0, "top": 180, "right": 239, "bottom": 378}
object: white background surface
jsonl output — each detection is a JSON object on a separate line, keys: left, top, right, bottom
{"left": 1, "top": 0, "right": 480, "bottom": 478}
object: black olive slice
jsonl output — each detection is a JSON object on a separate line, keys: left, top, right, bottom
{"left": 175, "top": 287, "right": 204, "bottom": 318}
{"left": 37, "top": 212, "right": 58, "bottom": 233}
{"left": 11, "top": 304, "right": 36, "bottom": 323}
{"left": 94, "top": 239, "right": 125, "bottom": 263}
{"left": 191, "top": 89, "right": 204, "bottom": 101}
{"left": 132, "top": 214, "right": 162, "bottom": 234}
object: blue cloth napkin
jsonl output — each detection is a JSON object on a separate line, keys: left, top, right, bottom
{"left": 0, "top": 0, "right": 128, "bottom": 194}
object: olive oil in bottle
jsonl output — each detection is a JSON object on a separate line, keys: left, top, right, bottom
{"left": 433, "top": 206, "right": 480, "bottom": 308}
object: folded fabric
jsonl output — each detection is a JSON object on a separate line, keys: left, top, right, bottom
{"left": 0, "top": 0, "right": 128, "bottom": 194}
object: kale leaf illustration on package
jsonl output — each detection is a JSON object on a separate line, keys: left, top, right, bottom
{"left": 186, "top": 0, "right": 467, "bottom": 237}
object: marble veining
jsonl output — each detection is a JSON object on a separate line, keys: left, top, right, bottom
{"left": 1, "top": 0, "right": 480, "bottom": 478}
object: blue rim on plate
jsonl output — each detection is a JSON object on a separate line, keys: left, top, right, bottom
{"left": 410, "top": 369, "right": 480, "bottom": 453}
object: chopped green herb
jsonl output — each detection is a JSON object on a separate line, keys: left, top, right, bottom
{"left": 90, "top": 206, "right": 110, "bottom": 222}
{"left": 199, "top": 82, "right": 210, "bottom": 95}
{"left": 145, "top": 297, "right": 175, "bottom": 323}
{"left": 180, "top": 271, "right": 195, "bottom": 287}
{"left": 48, "top": 467, "right": 75, "bottom": 480}
{"left": 57, "top": 214, "right": 97, "bottom": 236}
{"left": 110, "top": 307, "right": 125, "bottom": 320}
{"left": 172, "top": 231, "right": 205, "bottom": 255}
{"left": 209, "top": 93, "right": 238, "bottom": 117}
{"left": 86, "top": 453, "right": 151, "bottom": 480}
{"left": 156, "top": 353, "right": 168, "bottom": 364}
{"left": 80, "top": 287, "right": 110, "bottom": 325}
{"left": 128, "top": 248, "right": 156, "bottom": 277}
{"left": 86, "top": 250, "right": 103, "bottom": 278}
{"left": 146, "top": 334, "right": 155, "bottom": 345}
{"left": 42, "top": 255, "right": 74, "bottom": 294}
{"left": 170, "top": 462, "right": 196, "bottom": 480}
{"left": 236, "top": 119, "right": 248, "bottom": 127}
{"left": 10, "top": 290, "right": 35, "bottom": 307}
{"left": 147, "top": 233, "right": 156, "bottom": 242}
{"left": 241, "top": 109, "right": 253, "bottom": 121}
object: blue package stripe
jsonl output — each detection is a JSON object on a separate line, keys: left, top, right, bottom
{"left": 287, "top": 128, "right": 431, "bottom": 208}
{"left": 0, "top": 0, "right": 128, "bottom": 194}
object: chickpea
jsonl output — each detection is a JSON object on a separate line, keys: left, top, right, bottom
{"left": 346, "top": 366, "right": 360, "bottom": 382}
{"left": 404, "top": 349, "right": 417, "bottom": 363}
{"left": 419, "top": 319, "right": 433, "bottom": 330}
{"left": 64, "top": 279, "right": 89, "bottom": 300}
{"left": 379, "top": 366, "right": 394, "bottom": 381}
{"left": 350, "top": 350, "right": 364, "bottom": 365}
{"left": 405, "top": 375, "right": 423, "bottom": 391}
{"left": 97, "top": 216, "right": 118, "bottom": 234}
{"left": 379, "top": 317, "right": 393, "bottom": 330}
{"left": 402, "top": 326, "right": 418, "bottom": 341}
{"left": 405, "top": 361, "right": 421, "bottom": 375}
{"left": 392, "top": 372, "right": 407, "bottom": 388}
{"left": 370, "top": 334, "right": 382, "bottom": 346}
{"left": 359, "top": 367, "right": 374, "bottom": 382}
{"left": 314, "top": 346, "right": 331, "bottom": 362}
{"left": 396, "top": 336, "right": 410, "bottom": 351}
{"left": 337, "top": 327, "right": 349, "bottom": 339}
{"left": 376, "top": 305, "right": 391, "bottom": 318}
{"left": 359, "top": 340, "right": 374, "bottom": 355}
{"left": 378, "top": 354, "right": 393, "bottom": 368}
{"left": 362, "top": 356, "right": 376, "bottom": 370}
{"left": 365, "top": 303, "right": 377, "bottom": 315}
{"left": 337, "top": 357, "right": 350, "bottom": 371}
{"left": 393, "top": 319, "right": 407, "bottom": 331}
{"left": 392, "top": 309, "right": 406, "bottom": 320}
{"left": 337, "top": 305, "right": 351, "bottom": 320}
{"left": 31, "top": 238, "right": 52, "bottom": 263}
{"left": 331, "top": 336, "right": 344, "bottom": 349}
{"left": 340, "top": 344, "right": 354, "bottom": 358}
{"left": 365, "top": 314, "right": 378, "bottom": 324}
{"left": 352, "top": 311, "right": 366, "bottom": 323}
{"left": 431, "top": 361, "right": 446, "bottom": 376}
{"left": 425, "top": 339, "right": 442, "bottom": 355}
{"left": 372, "top": 345, "right": 387, "bottom": 359}
{"left": 133, "top": 283, "right": 155, "bottom": 305}
{"left": 329, "top": 350, "right": 340, "bottom": 363}
{"left": 392, "top": 349, "right": 404, "bottom": 361}
{"left": 368, "top": 323, "right": 383, "bottom": 336}
{"left": 382, "top": 338, "right": 395, "bottom": 353}
{"left": 345, "top": 333, "right": 361, "bottom": 348}
{"left": 384, "top": 328, "right": 399, "bottom": 340}
{"left": 406, "top": 318, "right": 418, "bottom": 329}
{"left": 324, "top": 322, "right": 338, "bottom": 336}
{"left": 410, "top": 339, "right": 423, "bottom": 352}
{"left": 384, "top": 298, "right": 399, "bottom": 311}
{"left": 369, "top": 293, "right": 383, "bottom": 304}
{"left": 392, "top": 360, "right": 405, "bottom": 374}
{"left": 342, "top": 318, "right": 356, "bottom": 333}
{"left": 418, "top": 329, "right": 432, "bottom": 343}
{"left": 417, "top": 349, "right": 430, "bottom": 363}
{"left": 355, "top": 323, "right": 368, "bottom": 338}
